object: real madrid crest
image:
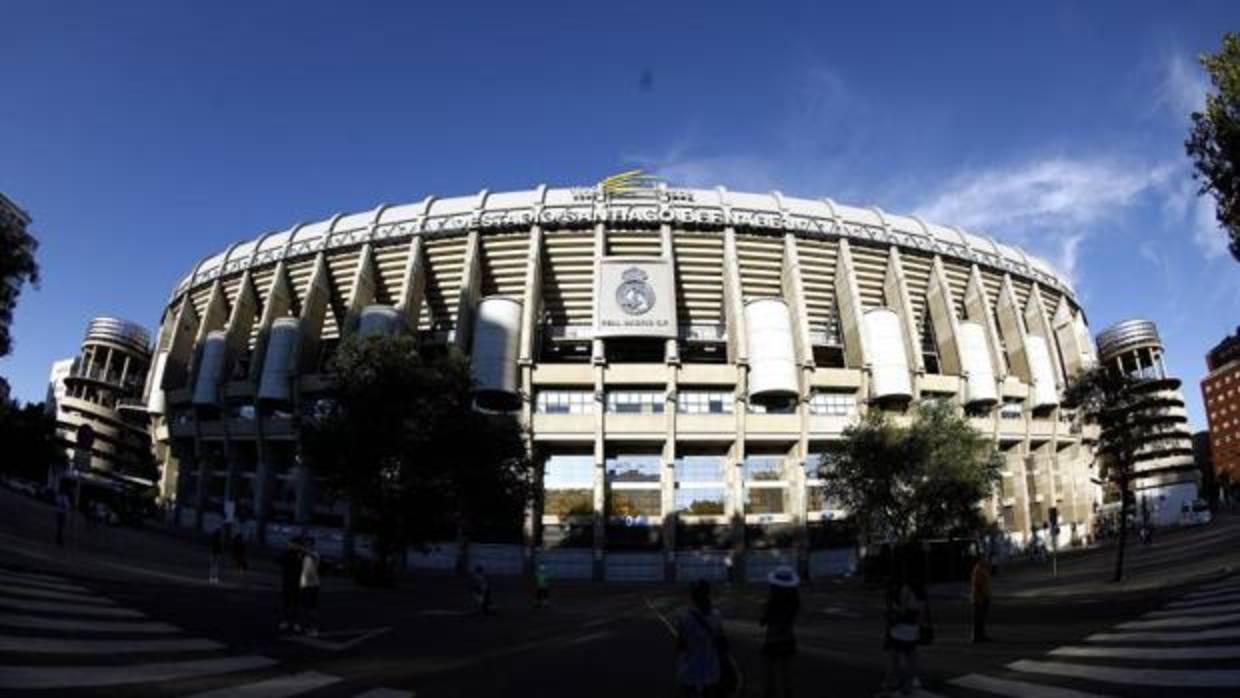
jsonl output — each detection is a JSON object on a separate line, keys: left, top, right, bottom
{"left": 616, "top": 267, "right": 655, "bottom": 316}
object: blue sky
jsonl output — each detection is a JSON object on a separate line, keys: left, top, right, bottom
{"left": 1, "top": 1, "right": 1237, "bottom": 429}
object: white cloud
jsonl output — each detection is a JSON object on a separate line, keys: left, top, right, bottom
{"left": 1162, "top": 178, "right": 1228, "bottom": 259}
{"left": 913, "top": 157, "right": 1174, "bottom": 283}
{"left": 1157, "top": 53, "right": 1209, "bottom": 120}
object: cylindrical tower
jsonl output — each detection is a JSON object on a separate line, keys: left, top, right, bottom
{"left": 1095, "top": 318, "right": 1199, "bottom": 527}
{"left": 52, "top": 317, "right": 155, "bottom": 481}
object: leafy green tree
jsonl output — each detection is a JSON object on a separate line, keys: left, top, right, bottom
{"left": 0, "top": 397, "right": 62, "bottom": 482}
{"left": 0, "top": 210, "right": 39, "bottom": 357}
{"left": 818, "top": 401, "right": 1001, "bottom": 547}
{"left": 1186, "top": 32, "right": 1240, "bottom": 262}
{"left": 300, "top": 333, "right": 533, "bottom": 571}
{"left": 1064, "top": 365, "right": 1180, "bottom": 582}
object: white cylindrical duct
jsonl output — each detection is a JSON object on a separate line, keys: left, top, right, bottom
{"left": 358, "top": 305, "right": 404, "bottom": 338}
{"left": 192, "top": 331, "right": 228, "bottom": 406}
{"left": 1026, "top": 335, "right": 1060, "bottom": 409}
{"left": 146, "top": 351, "right": 168, "bottom": 415}
{"left": 258, "top": 318, "right": 301, "bottom": 403}
{"left": 864, "top": 308, "right": 913, "bottom": 401}
{"left": 470, "top": 297, "right": 523, "bottom": 411}
{"left": 744, "top": 298, "right": 799, "bottom": 404}
{"left": 958, "top": 321, "right": 997, "bottom": 406}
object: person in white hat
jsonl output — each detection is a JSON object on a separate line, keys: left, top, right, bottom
{"left": 760, "top": 565, "right": 801, "bottom": 697}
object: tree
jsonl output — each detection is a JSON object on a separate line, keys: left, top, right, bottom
{"left": 300, "top": 333, "right": 533, "bottom": 574}
{"left": 818, "top": 401, "right": 1002, "bottom": 548}
{"left": 1063, "top": 365, "right": 1177, "bottom": 582}
{"left": 1186, "top": 33, "right": 1240, "bottom": 262}
{"left": 0, "top": 209, "right": 39, "bottom": 357}
{"left": 0, "top": 397, "right": 62, "bottom": 482}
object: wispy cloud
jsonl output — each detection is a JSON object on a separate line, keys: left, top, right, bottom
{"left": 913, "top": 157, "right": 1174, "bottom": 284}
{"left": 1156, "top": 52, "right": 1209, "bottom": 120}
{"left": 1162, "top": 178, "right": 1228, "bottom": 260}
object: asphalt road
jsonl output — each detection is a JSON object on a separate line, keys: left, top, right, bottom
{"left": 1, "top": 488, "right": 1239, "bottom": 697}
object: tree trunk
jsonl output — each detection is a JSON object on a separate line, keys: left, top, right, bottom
{"left": 1113, "top": 484, "right": 1130, "bottom": 583}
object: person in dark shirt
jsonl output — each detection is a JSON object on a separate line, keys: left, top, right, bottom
{"left": 208, "top": 527, "right": 224, "bottom": 584}
{"left": 278, "top": 537, "right": 303, "bottom": 632}
{"left": 760, "top": 566, "right": 801, "bottom": 698}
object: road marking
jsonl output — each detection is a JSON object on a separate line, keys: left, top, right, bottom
{"left": 417, "top": 609, "right": 473, "bottom": 617}
{"left": 1146, "top": 601, "right": 1240, "bottom": 618}
{"left": 0, "top": 583, "right": 114, "bottom": 605}
{"left": 184, "top": 670, "right": 341, "bottom": 698}
{"left": 1051, "top": 645, "right": 1240, "bottom": 660}
{"left": 1010, "top": 659, "right": 1240, "bottom": 688}
{"left": 1183, "top": 585, "right": 1240, "bottom": 600}
{"left": 0, "top": 611, "right": 180, "bottom": 634}
{"left": 1196, "top": 577, "right": 1240, "bottom": 592}
{"left": 0, "top": 568, "right": 73, "bottom": 585}
{"left": 951, "top": 673, "right": 1112, "bottom": 697}
{"left": 0, "top": 570, "right": 89, "bottom": 593}
{"left": 352, "top": 689, "right": 417, "bottom": 698}
{"left": 1088, "top": 626, "right": 1240, "bottom": 643}
{"left": 283, "top": 627, "right": 391, "bottom": 651}
{"left": 1116, "top": 612, "right": 1240, "bottom": 630}
{"left": 0, "top": 655, "right": 277, "bottom": 690}
{"left": 1166, "top": 592, "right": 1240, "bottom": 609}
{"left": 0, "top": 596, "right": 145, "bottom": 618}
{"left": 0, "top": 633, "right": 222, "bottom": 654}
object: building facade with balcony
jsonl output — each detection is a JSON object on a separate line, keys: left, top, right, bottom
{"left": 1095, "top": 319, "right": 1199, "bottom": 526}
{"left": 49, "top": 317, "right": 155, "bottom": 484}
{"left": 1203, "top": 326, "right": 1240, "bottom": 487}
{"left": 147, "top": 182, "right": 1102, "bottom": 579}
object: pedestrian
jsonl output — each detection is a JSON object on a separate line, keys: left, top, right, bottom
{"left": 231, "top": 527, "right": 248, "bottom": 580}
{"left": 970, "top": 557, "right": 992, "bottom": 643}
{"left": 534, "top": 563, "right": 550, "bottom": 609}
{"left": 472, "top": 566, "right": 493, "bottom": 615}
{"left": 55, "top": 491, "right": 69, "bottom": 547}
{"left": 880, "top": 568, "right": 923, "bottom": 696}
{"left": 208, "top": 526, "right": 224, "bottom": 584}
{"left": 278, "top": 537, "right": 303, "bottom": 632}
{"left": 299, "top": 537, "right": 321, "bottom": 637}
{"left": 673, "top": 580, "right": 731, "bottom": 697}
{"left": 760, "top": 565, "right": 800, "bottom": 698}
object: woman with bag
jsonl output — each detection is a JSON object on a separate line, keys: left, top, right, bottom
{"left": 879, "top": 570, "right": 926, "bottom": 696}
{"left": 673, "top": 580, "right": 740, "bottom": 698}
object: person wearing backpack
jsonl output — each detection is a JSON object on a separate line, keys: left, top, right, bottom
{"left": 674, "top": 580, "right": 739, "bottom": 698}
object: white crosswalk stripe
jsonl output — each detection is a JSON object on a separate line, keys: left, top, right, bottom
{"left": 940, "top": 576, "right": 1240, "bottom": 696}
{"left": 0, "top": 567, "right": 414, "bottom": 696}
{"left": 183, "top": 670, "right": 341, "bottom": 697}
{"left": 0, "top": 595, "right": 146, "bottom": 618}
{"left": 950, "top": 673, "right": 1112, "bottom": 697}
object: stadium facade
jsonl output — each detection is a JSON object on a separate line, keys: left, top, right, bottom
{"left": 146, "top": 180, "right": 1104, "bottom": 579}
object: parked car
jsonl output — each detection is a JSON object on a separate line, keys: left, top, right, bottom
{"left": 1185, "top": 499, "right": 1213, "bottom": 526}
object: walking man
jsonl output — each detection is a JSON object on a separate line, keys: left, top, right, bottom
{"left": 278, "top": 537, "right": 303, "bottom": 632}
{"left": 472, "top": 566, "right": 493, "bottom": 615}
{"left": 231, "top": 527, "right": 249, "bottom": 581}
{"left": 534, "top": 563, "right": 550, "bottom": 609}
{"left": 299, "top": 537, "right": 321, "bottom": 637}
{"left": 208, "top": 526, "right": 224, "bottom": 584}
{"left": 971, "top": 556, "right": 992, "bottom": 643}
{"left": 55, "top": 491, "right": 69, "bottom": 546}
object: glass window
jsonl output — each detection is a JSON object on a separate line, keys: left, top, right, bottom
{"left": 674, "top": 455, "right": 725, "bottom": 483}
{"left": 606, "top": 391, "right": 665, "bottom": 414}
{"left": 677, "top": 391, "right": 734, "bottom": 414}
{"left": 674, "top": 487, "right": 725, "bottom": 515}
{"left": 743, "top": 456, "right": 784, "bottom": 481}
{"left": 745, "top": 487, "right": 785, "bottom": 514}
{"left": 606, "top": 489, "right": 661, "bottom": 518}
{"left": 543, "top": 455, "right": 594, "bottom": 517}
{"left": 535, "top": 390, "right": 594, "bottom": 415}
{"left": 1000, "top": 400, "right": 1023, "bottom": 420}
{"left": 606, "top": 455, "right": 662, "bottom": 483}
{"left": 808, "top": 391, "right": 856, "bottom": 416}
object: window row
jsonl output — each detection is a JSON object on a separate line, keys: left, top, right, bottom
{"left": 534, "top": 390, "right": 857, "bottom": 415}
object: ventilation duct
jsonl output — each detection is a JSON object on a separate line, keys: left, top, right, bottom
{"left": 744, "top": 298, "right": 799, "bottom": 405}
{"left": 958, "top": 321, "right": 997, "bottom": 406}
{"left": 864, "top": 308, "right": 912, "bottom": 400}
{"left": 471, "top": 297, "right": 523, "bottom": 411}
{"left": 191, "top": 331, "right": 228, "bottom": 406}
{"left": 258, "top": 318, "right": 301, "bottom": 403}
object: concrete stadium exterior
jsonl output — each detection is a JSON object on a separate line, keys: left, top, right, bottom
{"left": 146, "top": 182, "right": 1103, "bottom": 580}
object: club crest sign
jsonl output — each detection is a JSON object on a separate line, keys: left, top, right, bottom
{"left": 595, "top": 258, "right": 677, "bottom": 338}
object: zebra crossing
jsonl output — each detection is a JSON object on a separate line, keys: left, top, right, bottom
{"left": 0, "top": 566, "right": 414, "bottom": 696}
{"left": 944, "top": 573, "right": 1240, "bottom": 696}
